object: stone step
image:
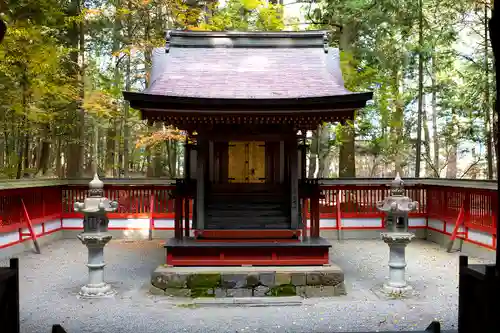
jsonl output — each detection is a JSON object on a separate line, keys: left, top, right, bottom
{"left": 207, "top": 203, "right": 286, "bottom": 210}
{"left": 206, "top": 216, "right": 290, "bottom": 224}
{"left": 207, "top": 210, "right": 287, "bottom": 217}
{"left": 207, "top": 197, "right": 286, "bottom": 203}
{"left": 205, "top": 223, "right": 291, "bottom": 230}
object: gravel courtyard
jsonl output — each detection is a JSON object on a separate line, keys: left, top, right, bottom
{"left": 2, "top": 238, "right": 489, "bottom": 333}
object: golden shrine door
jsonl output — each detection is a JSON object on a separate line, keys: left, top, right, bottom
{"left": 228, "top": 141, "right": 265, "bottom": 183}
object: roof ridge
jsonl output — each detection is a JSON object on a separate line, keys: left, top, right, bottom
{"left": 165, "top": 30, "right": 330, "bottom": 51}
{"left": 167, "top": 30, "right": 329, "bottom": 39}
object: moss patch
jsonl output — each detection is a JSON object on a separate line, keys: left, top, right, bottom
{"left": 190, "top": 288, "right": 215, "bottom": 298}
{"left": 187, "top": 273, "right": 221, "bottom": 289}
{"left": 267, "top": 284, "right": 297, "bottom": 297}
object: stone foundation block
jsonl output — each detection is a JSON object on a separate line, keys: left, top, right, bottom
{"left": 164, "top": 288, "right": 191, "bottom": 297}
{"left": 151, "top": 265, "right": 345, "bottom": 299}
{"left": 149, "top": 285, "right": 166, "bottom": 295}
{"left": 253, "top": 285, "right": 270, "bottom": 297}
{"left": 290, "top": 272, "right": 307, "bottom": 286}
{"left": 320, "top": 272, "right": 344, "bottom": 286}
{"left": 221, "top": 274, "right": 248, "bottom": 289}
{"left": 214, "top": 288, "right": 227, "bottom": 298}
{"left": 190, "top": 288, "right": 215, "bottom": 298}
{"left": 151, "top": 271, "right": 188, "bottom": 289}
{"left": 306, "top": 272, "right": 344, "bottom": 286}
{"left": 226, "top": 288, "right": 253, "bottom": 297}
{"left": 187, "top": 274, "right": 221, "bottom": 289}
{"left": 275, "top": 272, "right": 291, "bottom": 286}
{"left": 267, "top": 284, "right": 296, "bottom": 297}
{"left": 306, "top": 272, "right": 322, "bottom": 286}
{"left": 246, "top": 273, "right": 260, "bottom": 287}
{"left": 259, "top": 273, "right": 275, "bottom": 287}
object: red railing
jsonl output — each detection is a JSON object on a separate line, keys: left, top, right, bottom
{"left": 427, "top": 186, "right": 497, "bottom": 234}
{"left": 0, "top": 187, "right": 62, "bottom": 233}
{"left": 318, "top": 185, "right": 427, "bottom": 218}
{"left": 61, "top": 186, "right": 179, "bottom": 218}
{"left": 0, "top": 180, "right": 496, "bottom": 242}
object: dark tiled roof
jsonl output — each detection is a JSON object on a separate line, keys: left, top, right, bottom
{"left": 144, "top": 30, "right": 358, "bottom": 100}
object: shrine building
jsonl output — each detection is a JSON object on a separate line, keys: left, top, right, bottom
{"left": 123, "top": 30, "right": 372, "bottom": 267}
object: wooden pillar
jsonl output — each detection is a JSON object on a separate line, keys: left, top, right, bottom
{"left": 184, "top": 140, "right": 192, "bottom": 180}
{"left": 184, "top": 197, "right": 190, "bottom": 237}
{"left": 290, "top": 139, "right": 299, "bottom": 230}
{"left": 311, "top": 190, "right": 320, "bottom": 238}
{"left": 279, "top": 141, "right": 285, "bottom": 183}
{"left": 184, "top": 138, "right": 192, "bottom": 237}
{"left": 208, "top": 140, "right": 214, "bottom": 182}
{"left": 196, "top": 139, "right": 205, "bottom": 232}
{"left": 174, "top": 196, "right": 183, "bottom": 240}
{"left": 302, "top": 198, "right": 309, "bottom": 238}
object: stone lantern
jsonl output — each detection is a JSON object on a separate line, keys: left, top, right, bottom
{"left": 74, "top": 174, "right": 118, "bottom": 298}
{"left": 376, "top": 173, "right": 419, "bottom": 295}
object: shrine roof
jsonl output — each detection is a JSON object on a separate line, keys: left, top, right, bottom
{"left": 123, "top": 30, "right": 372, "bottom": 108}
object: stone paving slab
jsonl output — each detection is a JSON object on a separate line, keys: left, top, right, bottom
{"left": 0, "top": 238, "right": 492, "bottom": 332}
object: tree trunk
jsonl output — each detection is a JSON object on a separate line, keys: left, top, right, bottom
{"left": 390, "top": 67, "right": 404, "bottom": 176}
{"left": 338, "top": 24, "right": 358, "bottom": 178}
{"left": 422, "top": 98, "right": 433, "bottom": 177}
{"left": 489, "top": 0, "right": 499, "bottom": 181}
{"left": 446, "top": 145, "right": 457, "bottom": 178}
{"left": 66, "top": 0, "right": 85, "bottom": 178}
{"left": 16, "top": 69, "right": 29, "bottom": 179}
{"left": 415, "top": 0, "right": 424, "bottom": 177}
{"left": 430, "top": 55, "right": 439, "bottom": 177}
{"left": 36, "top": 125, "right": 51, "bottom": 175}
{"left": 484, "top": 0, "right": 494, "bottom": 179}
{"left": 123, "top": 0, "right": 133, "bottom": 177}
{"left": 105, "top": 123, "right": 117, "bottom": 177}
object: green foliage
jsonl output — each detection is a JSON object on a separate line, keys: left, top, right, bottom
{"left": 194, "top": 0, "right": 284, "bottom": 31}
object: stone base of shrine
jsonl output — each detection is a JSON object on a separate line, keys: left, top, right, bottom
{"left": 150, "top": 265, "right": 346, "bottom": 298}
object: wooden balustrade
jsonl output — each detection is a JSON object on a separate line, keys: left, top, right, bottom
{"left": 0, "top": 179, "right": 496, "bottom": 247}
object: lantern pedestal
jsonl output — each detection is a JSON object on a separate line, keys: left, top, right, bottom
{"left": 73, "top": 174, "right": 118, "bottom": 299}
{"left": 77, "top": 233, "right": 115, "bottom": 298}
{"left": 381, "top": 232, "right": 415, "bottom": 295}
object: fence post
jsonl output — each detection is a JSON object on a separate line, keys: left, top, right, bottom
{"left": 10, "top": 258, "right": 20, "bottom": 333}
{"left": 148, "top": 192, "right": 155, "bottom": 241}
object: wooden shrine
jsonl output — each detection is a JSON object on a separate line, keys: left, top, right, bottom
{"left": 124, "top": 30, "right": 372, "bottom": 266}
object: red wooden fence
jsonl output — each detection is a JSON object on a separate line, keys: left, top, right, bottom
{"left": 0, "top": 182, "right": 496, "bottom": 241}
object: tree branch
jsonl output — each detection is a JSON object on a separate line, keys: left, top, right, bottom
{"left": 458, "top": 158, "right": 483, "bottom": 179}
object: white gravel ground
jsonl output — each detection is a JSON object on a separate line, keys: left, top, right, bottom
{"left": 1, "top": 238, "right": 489, "bottom": 333}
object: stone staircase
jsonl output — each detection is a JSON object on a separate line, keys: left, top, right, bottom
{"left": 205, "top": 184, "right": 290, "bottom": 230}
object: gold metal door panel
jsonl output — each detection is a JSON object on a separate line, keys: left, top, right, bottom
{"left": 248, "top": 142, "right": 265, "bottom": 183}
{"left": 228, "top": 142, "right": 246, "bottom": 183}
{"left": 228, "top": 141, "right": 266, "bottom": 183}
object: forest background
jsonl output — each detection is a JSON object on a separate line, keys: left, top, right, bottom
{"left": 0, "top": 0, "right": 496, "bottom": 180}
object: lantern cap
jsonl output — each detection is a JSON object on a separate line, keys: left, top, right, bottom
{"left": 89, "top": 173, "right": 104, "bottom": 190}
